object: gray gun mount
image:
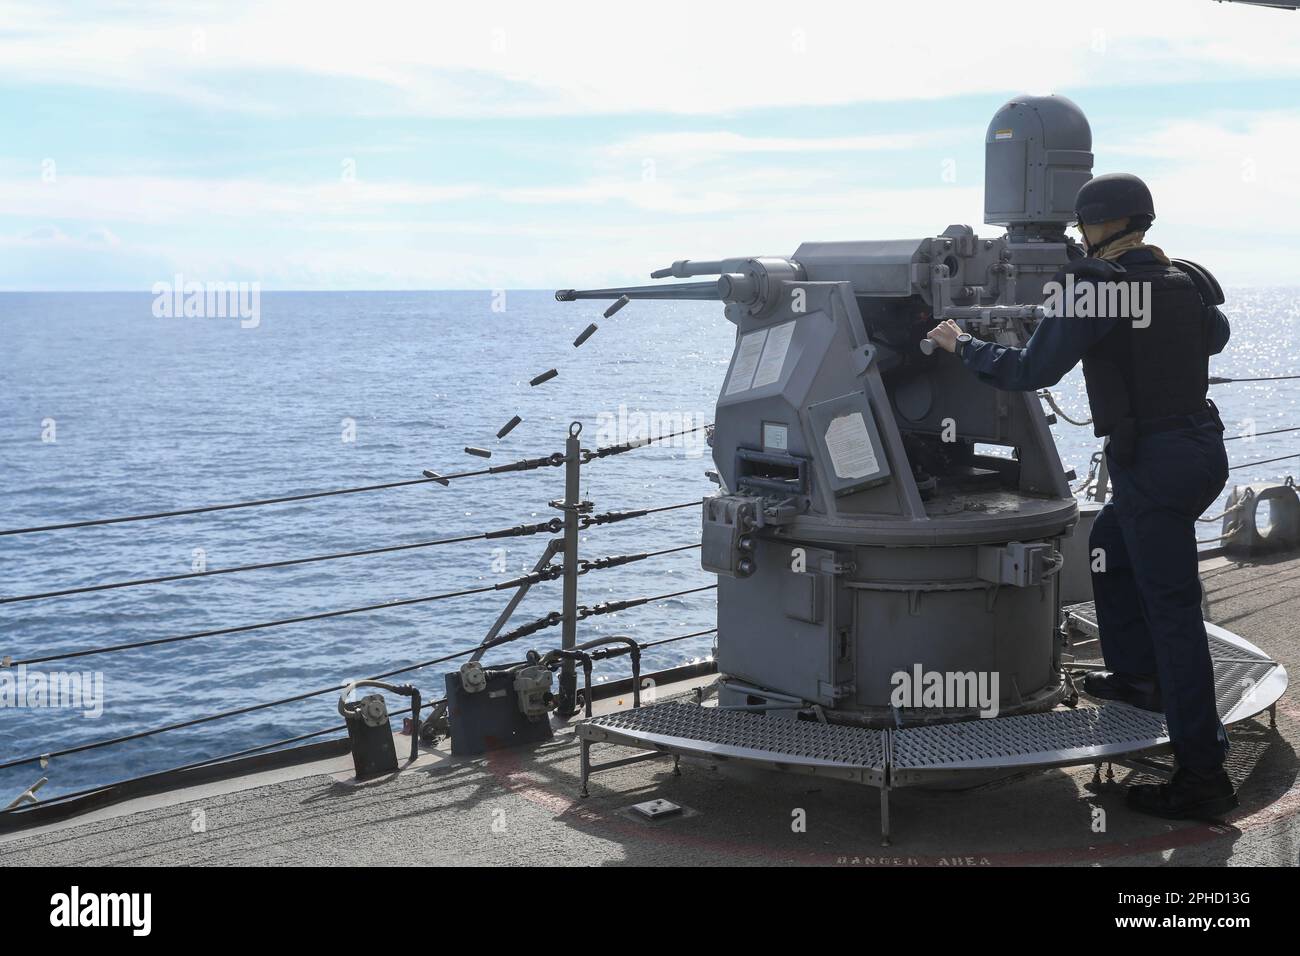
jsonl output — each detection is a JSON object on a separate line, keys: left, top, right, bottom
{"left": 556, "top": 95, "right": 1093, "bottom": 726}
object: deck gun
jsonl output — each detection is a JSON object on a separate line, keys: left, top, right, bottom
{"left": 555, "top": 94, "right": 1093, "bottom": 724}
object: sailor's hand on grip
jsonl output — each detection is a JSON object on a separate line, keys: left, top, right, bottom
{"left": 924, "top": 319, "right": 963, "bottom": 354}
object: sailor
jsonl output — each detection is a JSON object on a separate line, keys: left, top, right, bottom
{"left": 926, "top": 173, "right": 1237, "bottom": 820}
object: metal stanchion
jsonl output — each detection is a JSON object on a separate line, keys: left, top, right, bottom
{"left": 553, "top": 421, "right": 590, "bottom": 716}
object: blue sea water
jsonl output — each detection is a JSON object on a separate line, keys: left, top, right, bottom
{"left": 1, "top": 289, "right": 1297, "bottom": 800}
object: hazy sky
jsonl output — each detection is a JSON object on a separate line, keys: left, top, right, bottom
{"left": 2, "top": 0, "right": 1298, "bottom": 290}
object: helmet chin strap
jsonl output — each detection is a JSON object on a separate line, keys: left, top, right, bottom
{"left": 1084, "top": 217, "right": 1147, "bottom": 258}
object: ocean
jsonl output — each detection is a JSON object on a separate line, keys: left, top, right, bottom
{"left": 2, "top": 289, "right": 1297, "bottom": 799}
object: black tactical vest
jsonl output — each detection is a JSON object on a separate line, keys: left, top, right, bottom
{"left": 1076, "top": 250, "right": 1216, "bottom": 438}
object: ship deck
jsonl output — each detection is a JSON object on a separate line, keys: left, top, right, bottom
{"left": 5, "top": 551, "right": 1298, "bottom": 867}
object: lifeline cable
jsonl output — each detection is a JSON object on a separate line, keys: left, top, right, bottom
{"left": 0, "top": 474, "right": 455, "bottom": 537}
{"left": 0, "top": 530, "right": 489, "bottom": 605}
{"left": 0, "top": 618, "right": 719, "bottom": 774}
{"left": 0, "top": 722, "right": 356, "bottom": 817}
{"left": 1228, "top": 453, "right": 1300, "bottom": 472}
{"left": 0, "top": 426, "right": 710, "bottom": 538}
{"left": 0, "top": 451, "right": 569, "bottom": 538}
{"left": 581, "top": 423, "right": 713, "bottom": 462}
{"left": 1210, "top": 374, "right": 1300, "bottom": 384}
{"left": 1222, "top": 425, "right": 1300, "bottom": 441}
{"left": 3, "top": 551, "right": 709, "bottom": 667}
{"left": 6, "top": 579, "right": 515, "bottom": 668}
{"left": 0, "top": 498, "right": 704, "bottom": 605}
{"left": 1, "top": 626, "right": 723, "bottom": 816}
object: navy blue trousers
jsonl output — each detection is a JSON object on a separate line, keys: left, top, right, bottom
{"left": 1088, "top": 419, "right": 1230, "bottom": 773}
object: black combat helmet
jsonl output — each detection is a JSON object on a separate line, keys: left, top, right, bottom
{"left": 1073, "top": 173, "right": 1155, "bottom": 226}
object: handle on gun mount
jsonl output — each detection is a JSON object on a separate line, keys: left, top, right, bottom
{"left": 917, "top": 303, "right": 1048, "bottom": 355}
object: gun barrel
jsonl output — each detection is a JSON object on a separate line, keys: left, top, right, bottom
{"left": 555, "top": 281, "right": 721, "bottom": 303}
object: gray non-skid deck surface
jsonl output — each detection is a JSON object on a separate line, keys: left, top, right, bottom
{"left": 6, "top": 552, "right": 1299, "bottom": 866}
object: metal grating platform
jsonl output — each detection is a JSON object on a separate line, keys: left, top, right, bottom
{"left": 576, "top": 624, "right": 1285, "bottom": 843}
{"left": 1062, "top": 609, "right": 1282, "bottom": 722}
{"left": 1214, "top": 658, "right": 1278, "bottom": 717}
{"left": 581, "top": 628, "right": 1281, "bottom": 777}
{"left": 890, "top": 705, "right": 1167, "bottom": 781}
{"left": 1206, "top": 623, "right": 1285, "bottom": 724}
{"left": 1064, "top": 600, "right": 1100, "bottom": 643}
{"left": 579, "top": 701, "right": 886, "bottom": 784}
{"left": 894, "top": 707, "right": 1170, "bottom": 775}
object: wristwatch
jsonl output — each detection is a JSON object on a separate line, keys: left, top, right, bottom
{"left": 956, "top": 332, "right": 972, "bottom": 357}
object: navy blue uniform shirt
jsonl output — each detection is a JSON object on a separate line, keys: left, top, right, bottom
{"left": 959, "top": 250, "right": 1230, "bottom": 391}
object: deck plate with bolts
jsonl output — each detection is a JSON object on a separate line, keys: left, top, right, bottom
{"left": 630, "top": 798, "right": 683, "bottom": 821}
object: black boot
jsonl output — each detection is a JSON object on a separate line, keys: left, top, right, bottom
{"left": 1126, "top": 768, "right": 1238, "bottom": 820}
{"left": 1080, "top": 671, "right": 1163, "bottom": 713}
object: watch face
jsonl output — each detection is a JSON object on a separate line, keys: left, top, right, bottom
{"left": 957, "top": 333, "right": 972, "bottom": 344}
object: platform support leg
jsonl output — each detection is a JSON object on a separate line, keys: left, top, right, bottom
{"left": 673, "top": 755, "right": 681, "bottom": 777}
{"left": 579, "top": 738, "right": 591, "bottom": 798}
{"left": 1106, "top": 762, "right": 1114, "bottom": 782}
{"left": 1092, "top": 763, "right": 1102, "bottom": 787}
{"left": 880, "top": 786, "right": 891, "bottom": 848}
{"left": 1269, "top": 703, "right": 1277, "bottom": 729}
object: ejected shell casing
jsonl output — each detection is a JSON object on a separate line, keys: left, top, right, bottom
{"left": 497, "top": 415, "right": 522, "bottom": 439}
{"left": 573, "top": 323, "right": 598, "bottom": 347}
{"left": 603, "top": 295, "right": 630, "bottom": 318}
{"left": 530, "top": 368, "right": 558, "bottom": 386}
{"left": 464, "top": 446, "right": 492, "bottom": 458}
{"left": 421, "top": 469, "right": 451, "bottom": 486}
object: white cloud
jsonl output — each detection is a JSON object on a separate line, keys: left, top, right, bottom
{"left": 605, "top": 130, "right": 959, "bottom": 161}
{"left": 1110, "top": 110, "right": 1300, "bottom": 238}
{"left": 4, "top": 102, "right": 1300, "bottom": 288}
{"left": 0, "top": 174, "right": 482, "bottom": 225}
{"left": 3, "top": 224, "right": 119, "bottom": 249}
{"left": 0, "top": 0, "right": 1297, "bottom": 116}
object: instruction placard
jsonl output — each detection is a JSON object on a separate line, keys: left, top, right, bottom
{"left": 750, "top": 320, "right": 796, "bottom": 389}
{"left": 725, "top": 328, "right": 768, "bottom": 396}
{"left": 824, "top": 411, "right": 880, "bottom": 480}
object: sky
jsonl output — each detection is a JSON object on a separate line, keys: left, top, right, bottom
{"left": 1, "top": 0, "right": 1298, "bottom": 290}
